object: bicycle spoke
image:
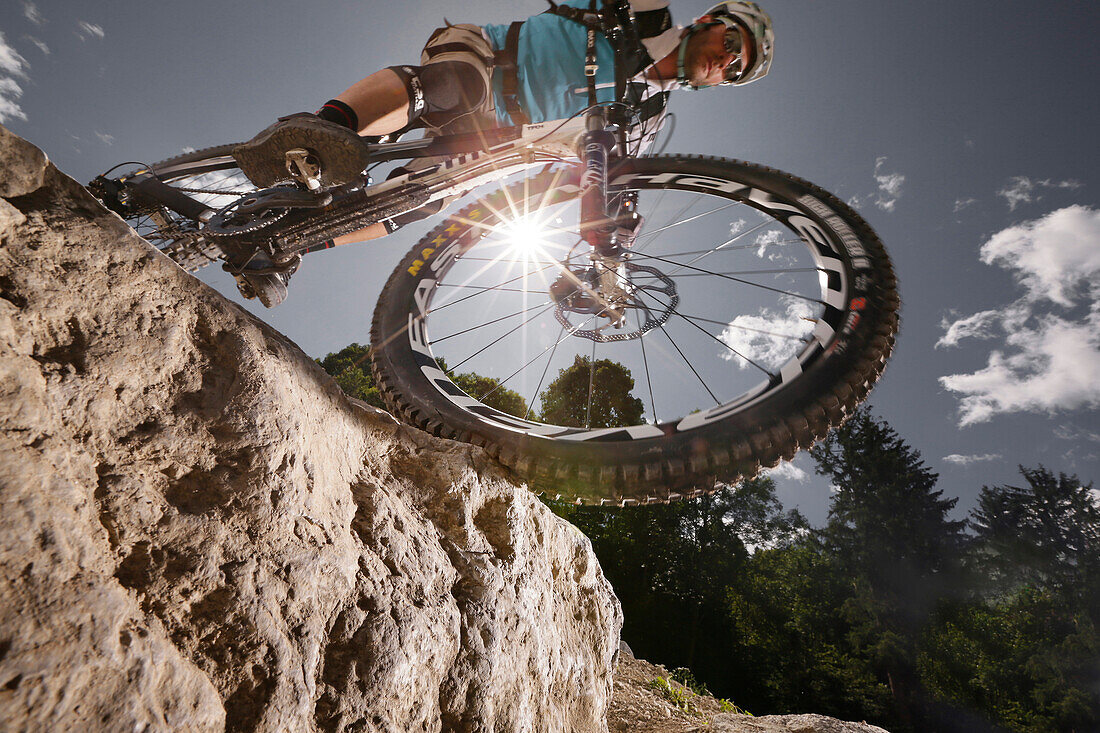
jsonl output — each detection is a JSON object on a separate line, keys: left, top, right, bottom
{"left": 479, "top": 315, "right": 596, "bottom": 403}
{"left": 523, "top": 323, "right": 567, "bottom": 419}
{"left": 634, "top": 200, "right": 740, "bottom": 247}
{"left": 429, "top": 261, "right": 560, "bottom": 313}
{"left": 631, "top": 252, "right": 825, "bottom": 305}
{"left": 660, "top": 323, "right": 721, "bottom": 406}
{"left": 641, "top": 237, "right": 803, "bottom": 259}
{"left": 585, "top": 339, "right": 596, "bottom": 429}
{"left": 449, "top": 301, "right": 559, "bottom": 372}
{"left": 436, "top": 284, "right": 536, "bottom": 293}
{"left": 671, "top": 312, "right": 811, "bottom": 341}
{"left": 633, "top": 195, "right": 703, "bottom": 251}
{"left": 672, "top": 309, "right": 776, "bottom": 378}
{"left": 429, "top": 300, "right": 552, "bottom": 345}
{"left": 638, "top": 286, "right": 783, "bottom": 378}
{"left": 636, "top": 309, "right": 658, "bottom": 424}
{"left": 669, "top": 219, "right": 772, "bottom": 272}
{"left": 631, "top": 266, "right": 820, "bottom": 278}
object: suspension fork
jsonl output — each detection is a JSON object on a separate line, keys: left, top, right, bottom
{"left": 578, "top": 107, "right": 622, "bottom": 258}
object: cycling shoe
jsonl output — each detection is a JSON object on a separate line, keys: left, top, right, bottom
{"left": 233, "top": 113, "right": 370, "bottom": 189}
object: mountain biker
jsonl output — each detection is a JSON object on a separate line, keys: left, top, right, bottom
{"left": 232, "top": 1, "right": 774, "bottom": 306}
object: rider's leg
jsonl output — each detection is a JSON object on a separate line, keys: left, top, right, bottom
{"left": 329, "top": 69, "right": 411, "bottom": 137}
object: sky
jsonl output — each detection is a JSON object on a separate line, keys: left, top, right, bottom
{"left": 2, "top": 0, "right": 1098, "bottom": 525}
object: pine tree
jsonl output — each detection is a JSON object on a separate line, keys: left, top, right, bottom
{"left": 971, "top": 465, "right": 1100, "bottom": 600}
{"left": 811, "top": 408, "right": 968, "bottom": 730}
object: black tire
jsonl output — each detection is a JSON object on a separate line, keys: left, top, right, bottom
{"left": 371, "top": 155, "right": 899, "bottom": 504}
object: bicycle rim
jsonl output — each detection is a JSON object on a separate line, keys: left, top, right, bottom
{"left": 372, "top": 155, "right": 898, "bottom": 503}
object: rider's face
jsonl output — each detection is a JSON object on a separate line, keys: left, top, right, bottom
{"left": 684, "top": 17, "right": 752, "bottom": 87}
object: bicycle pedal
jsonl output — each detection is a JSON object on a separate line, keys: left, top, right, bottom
{"left": 285, "top": 148, "right": 322, "bottom": 191}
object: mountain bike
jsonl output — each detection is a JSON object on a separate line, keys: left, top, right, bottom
{"left": 89, "top": 104, "right": 898, "bottom": 505}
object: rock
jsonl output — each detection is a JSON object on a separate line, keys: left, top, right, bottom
{"left": 0, "top": 127, "right": 622, "bottom": 732}
{"left": 607, "top": 648, "right": 891, "bottom": 733}
{"left": 0, "top": 125, "right": 49, "bottom": 198}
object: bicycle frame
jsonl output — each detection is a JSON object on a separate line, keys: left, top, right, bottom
{"left": 125, "top": 111, "right": 620, "bottom": 258}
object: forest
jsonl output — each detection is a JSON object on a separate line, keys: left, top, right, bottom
{"left": 319, "top": 343, "right": 1100, "bottom": 733}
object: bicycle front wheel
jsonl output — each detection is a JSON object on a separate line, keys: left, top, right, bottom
{"left": 371, "top": 155, "right": 898, "bottom": 504}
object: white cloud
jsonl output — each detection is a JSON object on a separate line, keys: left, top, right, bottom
{"left": 873, "top": 156, "right": 905, "bottom": 211}
{"left": 76, "top": 21, "right": 105, "bottom": 41}
{"left": 939, "top": 205, "right": 1100, "bottom": 425}
{"left": 753, "top": 229, "right": 785, "bottom": 260}
{"left": 764, "top": 460, "right": 809, "bottom": 482}
{"left": 719, "top": 296, "right": 815, "bottom": 371}
{"left": 848, "top": 157, "right": 906, "bottom": 213}
{"left": 980, "top": 205, "right": 1100, "bottom": 307}
{"left": 1054, "top": 424, "right": 1100, "bottom": 444}
{"left": 954, "top": 197, "right": 977, "bottom": 213}
{"left": 943, "top": 453, "right": 1002, "bottom": 466}
{"left": 937, "top": 303, "right": 1029, "bottom": 349}
{"left": 997, "top": 176, "right": 1083, "bottom": 211}
{"left": 0, "top": 33, "right": 28, "bottom": 123}
{"left": 95, "top": 131, "right": 114, "bottom": 145}
{"left": 23, "top": 2, "right": 44, "bottom": 25}
{"left": 181, "top": 146, "right": 197, "bottom": 154}
{"left": 24, "top": 36, "right": 49, "bottom": 55}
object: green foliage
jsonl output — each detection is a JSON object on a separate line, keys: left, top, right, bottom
{"left": 726, "top": 540, "right": 893, "bottom": 722}
{"left": 918, "top": 588, "right": 1100, "bottom": 732}
{"left": 808, "top": 408, "right": 970, "bottom": 729}
{"left": 670, "top": 666, "right": 711, "bottom": 696}
{"left": 716, "top": 697, "right": 752, "bottom": 715}
{"left": 648, "top": 676, "right": 700, "bottom": 714}
{"left": 316, "top": 342, "right": 384, "bottom": 408}
{"left": 917, "top": 466, "right": 1100, "bottom": 731}
{"left": 538, "top": 355, "right": 644, "bottom": 428}
{"left": 449, "top": 371, "right": 528, "bottom": 418}
{"left": 545, "top": 477, "right": 805, "bottom": 714}
{"left": 971, "top": 466, "right": 1100, "bottom": 600}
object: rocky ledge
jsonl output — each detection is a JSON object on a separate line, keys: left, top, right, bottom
{"left": 0, "top": 126, "right": 620, "bottom": 731}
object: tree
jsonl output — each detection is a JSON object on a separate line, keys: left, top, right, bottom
{"left": 918, "top": 587, "right": 1100, "bottom": 732}
{"left": 812, "top": 408, "right": 968, "bottom": 624}
{"left": 810, "top": 408, "right": 969, "bottom": 731}
{"left": 317, "top": 344, "right": 528, "bottom": 418}
{"left": 970, "top": 466, "right": 1100, "bottom": 600}
{"left": 548, "top": 476, "right": 806, "bottom": 701}
{"left": 317, "top": 342, "right": 384, "bottom": 408}
{"left": 726, "top": 538, "right": 894, "bottom": 721}
{"left": 538, "top": 355, "right": 644, "bottom": 428}
{"left": 449, "top": 371, "right": 528, "bottom": 418}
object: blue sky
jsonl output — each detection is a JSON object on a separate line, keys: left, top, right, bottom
{"left": 3, "top": 0, "right": 1097, "bottom": 524}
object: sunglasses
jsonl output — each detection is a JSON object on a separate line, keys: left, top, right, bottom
{"left": 722, "top": 23, "right": 754, "bottom": 83}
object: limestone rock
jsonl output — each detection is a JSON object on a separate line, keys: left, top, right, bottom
{"left": 0, "top": 126, "right": 49, "bottom": 198}
{"left": 0, "top": 127, "right": 621, "bottom": 732}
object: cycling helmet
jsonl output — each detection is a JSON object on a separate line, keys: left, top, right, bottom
{"left": 676, "top": 1, "right": 774, "bottom": 90}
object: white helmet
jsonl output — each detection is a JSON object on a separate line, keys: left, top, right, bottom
{"left": 677, "top": 1, "right": 775, "bottom": 89}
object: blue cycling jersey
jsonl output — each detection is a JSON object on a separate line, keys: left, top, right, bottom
{"left": 483, "top": 0, "right": 622, "bottom": 125}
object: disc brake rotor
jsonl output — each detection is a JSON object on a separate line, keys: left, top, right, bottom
{"left": 555, "top": 262, "right": 679, "bottom": 342}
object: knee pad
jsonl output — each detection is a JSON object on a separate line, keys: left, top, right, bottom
{"left": 387, "top": 61, "right": 487, "bottom": 127}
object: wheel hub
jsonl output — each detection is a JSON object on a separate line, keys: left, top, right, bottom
{"left": 550, "top": 261, "right": 678, "bottom": 342}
